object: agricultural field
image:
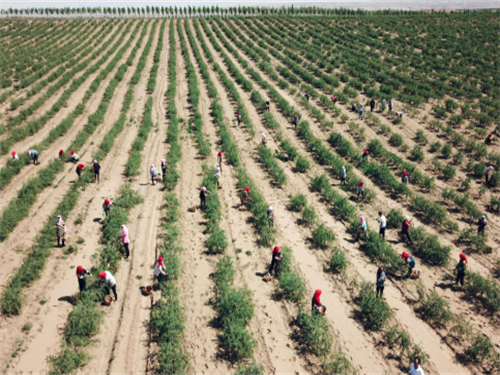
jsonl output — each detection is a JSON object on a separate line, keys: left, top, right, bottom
{"left": 0, "top": 9, "right": 499, "bottom": 375}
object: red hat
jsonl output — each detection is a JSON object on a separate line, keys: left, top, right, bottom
{"left": 358, "top": 181, "right": 364, "bottom": 187}
{"left": 104, "top": 199, "right": 111, "bottom": 205}
{"left": 77, "top": 163, "right": 84, "bottom": 169}
{"left": 402, "top": 251, "right": 409, "bottom": 260}
{"left": 59, "top": 149, "right": 64, "bottom": 154}
{"left": 76, "top": 265, "right": 84, "bottom": 275}
{"left": 364, "top": 150, "right": 369, "bottom": 155}
{"left": 70, "top": 150, "right": 75, "bottom": 155}
{"left": 272, "top": 246, "right": 280, "bottom": 254}
{"left": 11, "top": 151, "right": 16, "bottom": 156}
{"left": 238, "top": 112, "right": 240, "bottom": 115}
{"left": 244, "top": 186, "right": 250, "bottom": 192}
{"left": 314, "top": 289, "right": 322, "bottom": 304}
{"left": 459, "top": 253, "right": 468, "bottom": 263}
{"left": 158, "top": 256, "right": 164, "bottom": 262}
{"left": 402, "top": 171, "right": 408, "bottom": 177}
{"left": 98, "top": 271, "right": 106, "bottom": 279}
{"left": 488, "top": 133, "right": 492, "bottom": 137}
{"left": 218, "top": 151, "right": 222, "bottom": 156}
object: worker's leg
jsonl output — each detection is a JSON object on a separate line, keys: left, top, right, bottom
{"left": 380, "top": 227, "right": 385, "bottom": 238}
{"left": 57, "top": 236, "right": 61, "bottom": 247}
{"left": 62, "top": 236, "right": 65, "bottom": 247}
{"left": 78, "top": 278, "right": 86, "bottom": 292}
{"left": 458, "top": 271, "right": 465, "bottom": 286}
{"left": 124, "top": 243, "right": 130, "bottom": 258}
{"left": 156, "top": 274, "right": 162, "bottom": 284}
{"left": 405, "top": 232, "right": 412, "bottom": 244}
{"left": 269, "top": 258, "right": 276, "bottom": 275}
{"left": 111, "top": 285, "right": 117, "bottom": 301}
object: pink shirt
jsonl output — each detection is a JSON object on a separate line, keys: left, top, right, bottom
{"left": 121, "top": 228, "right": 130, "bottom": 244}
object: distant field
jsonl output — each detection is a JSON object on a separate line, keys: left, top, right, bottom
{"left": 0, "top": 11, "right": 498, "bottom": 375}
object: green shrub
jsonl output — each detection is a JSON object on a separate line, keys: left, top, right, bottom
{"left": 357, "top": 282, "right": 393, "bottom": 330}
{"left": 442, "top": 165, "right": 456, "bottom": 180}
{"left": 415, "top": 130, "right": 428, "bottom": 145}
{"left": 329, "top": 246, "right": 348, "bottom": 274}
{"left": 441, "top": 143, "right": 453, "bottom": 158}
{"left": 302, "top": 206, "right": 317, "bottom": 226}
{"left": 389, "top": 133, "right": 403, "bottom": 147}
{"left": 417, "top": 285, "right": 453, "bottom": 328}
{"left": 289, "top": 194, "right": 307, "bottom": 212}
{"left": 430, "top": 141, "right": 441, "bottom": 153}
{"left": 410, "top": 145, "right": 424, "bottom": 162}
{"left": 311, "top": 224, "right": 335, "bottom": 248}
{"left": 295, "top": 312, "right": 332, "bottom": 357}
{"left": 472, "top": 163, "right": 486, "bottom": 178}
{"left": 279, "top": 271, "right": 306, "bottom": 304}
{"left": 453, "top": 151, "right": 464, "bottom": 165}
{"left": 465, "top": 332, "right": 494, "bottom": 363}
{"left": 295, "top": 155, "right": 310, "bottom": 173}
{"left": 383, "top": 325, "right": 411, "bottom": 360}
{"left": 235, "top": 361, "right": 264, "bottom": 375}
{"left": 387, "top": 208, "right": 404, "bottom": 229}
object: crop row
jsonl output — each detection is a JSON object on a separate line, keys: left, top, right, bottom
{"left": 150, "top": 20, "right": 189, "bottom": 373}
{"left": 0, "top": 21, "right": 148, "bottom": 316}
{"left": 49, "top": 185, "right": 143, "bottom": 374}
{"left": 0, "top": 22, "right": 130, "bottom": 189}
{"left": 146, "top": 19, "right": 166, "bottom": 92}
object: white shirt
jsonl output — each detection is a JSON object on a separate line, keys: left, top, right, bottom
{"left": 215, "top": 167, "right": 221, "bottom": 177}
{"left": 409, "top": 364, "right": 425, "bottom": 375}
{"left": 379, "top": 215, "right": 386, "bottom": 229}
{"left": 104, "top": 271, "right": 116, "bottom": 287}
{"left": 71, "top": 154, "right": 79, "bottom": 161}
{"left": 154, "top": 261, "right": 166, "bottom": 277}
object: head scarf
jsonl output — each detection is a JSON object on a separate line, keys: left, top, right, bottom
{"left": 104, "top": 199, "right": 111, "bottom": 206}
{"left": 488, "top": 133, "right": 492, "bottom": 137}
{"left": 459, "top": 253, "right": 468, "bottom": 263}
{"left": 98, "top": 271, "right": 107, "bottom": 279}
{"left": 121, "top": 225, "right": 128, "bottom": 235}
{"left": 150, "top": 164, "right": 154, "bottom": 171}
{"left": 364, "top": 150, "right": 369, "bottom": 155}
{"left": 238, "top": 111, "right": 241, "bottom": 115}
{"left": 402, "top": 251, "right": 409, "bottom": 260}
{"left": 161, "top": 159, "right": 165, "bottom": 165}
{"left": 481, "top": 215, "right": 487, "bottom": 223}
{"left": 262, "top": 133, "right": 266, "bottom": 139}
{"left": 402, "top": 171, "right": 408, "bottom": 177}
{"left": 272, "top": 246, "right": 280, "bottom": 254}
{"left": 70, "top": 150, "right": 75, "bottom": 155}
{"left": 358, "top": 181, "right": 364, "bottom": 187}
{"left": 11, "top": 151, "right": 16, "bottom": 157}
{"left": 77, "top": 163, "right": 84, "bottom": 169}
{"left": 359, "top": 216, "right": 365, "bottom": 222}
{"left": 404, "top": 216, "right": 409, "bottom": 221}
{"left": 56, "top": 215, "right": 62, "bottom": 223}
{"left": 201, "top": 186, "right": 207, "bottom": 192}
{"left": 314, "top": 290, "right": 322, "bottom": 305}
{"left": 268, "top": 206, "right": 273, "bottom": 211}
{"left": 76, "top": 265, "right": 84, "bottom": 275}
{"left": 244, "top": 186, "right": 250, "bottom": 193}
{"left": 59, "top": 149, "right": 64, "bottom": 155}
{"left": 157, "top": 256, "right": 164, "bottom": 267}
{"left": 341, "top": 166, "right": 345, "bottom": 170}
{"left": 339, "top": 131, "right": 343, "bottom": 136}
{"left": 93, "top": 160, "right": 97, "bottom": 164}
{"left": 377, "top": 266, "right": 384, "bottom": 277}
{"left": 218, "top": 151, "right": 222, "bottom": 156}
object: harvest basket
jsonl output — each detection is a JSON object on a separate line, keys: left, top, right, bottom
{"left": 189, "top": 206, "right": 196, "bottom": 212}
{"left": 143, "top": 286, "right": 153, "bottom": 295}
{"left": 103, "top": 295, "right": 113, "bottom": 306}
{"left": 411, "top": 270, "right": 421, "bottom": 279}
{"left": 263, "top": 274, "right": 273, "bottom": 282}
{"left": 320, "top": 305, "right": 327, "bottom": 314}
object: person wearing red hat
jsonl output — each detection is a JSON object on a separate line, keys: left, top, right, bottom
{"left": 402, "top": 251, "right": 416, "bottom": 278}
{"left": 154, "top": 256, "right": 166, "bottom": 284}
{"left": 293, "top": 114, "right": 299, "bottom": 128}
{"left": 357, "top": 181, "right": 365, "bottom": 198}
{"left": 236, "top": 111, "right": 242, "bottom": 126}
{"left": 399, "top": 216, "right": 412, "bottom": 244}
{"left": 217, "top": 151, "right": 223, "bottom": 172}
{"left": 455, "top": 254, "right": 467, "bottom": 286}
{"left": 362, "top": 150, "right": 369, "bottom": 160}
{"left": 70, "top": 150, "right": 79, "bottom": 162}
{"left": 59, "top": 149, "right": 64, "bottom": 159}
{"left": 485, "top": 133, "right": 493, "bottom": 145}
{"left": 99, "top": 271, "right": 117, "bottom": 301}
{"left": 331, "top": 96, "right": 337, "bottom": 105}
{"left": 76, "top": 163, "right": 84, "bottom": 178}
{"left": 312, "top": 289, "right": 323, "bottom": 313}
{"left": 102, "top": 199, "right": 112, "bottom": 216}
{"left": 240, "top": 186, "right": 250, "bottom": 207}
{"left": 401, "top": 170, "right": 409, "bottom": 185}
{"left": 76, "top": 265, "right": 91, "bottom": 292}
{"left": 268, "top": 246, "right": 282, "bottom": 276}
{"left": 11, "top": 151, "right": 19, "bottom": 161}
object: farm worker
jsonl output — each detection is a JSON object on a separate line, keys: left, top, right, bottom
{"left": 161, "top": 159, "right": 166, "bottom": 181}
{"left": 214, "top": 165, "right": 222, "bottom": 188}
{"left": 120, "top": 225, "right": 130, "bottom": 259}
{"left": 370, "top": 98, "right": 375, "bottom": 112}
{"left": 11, "top": 151, "right": 19, "bottom": 161}
{"left": 76, "top": 163, "right": 84, "bottom": 178}
{"left": 485, "top": 166, "right": 494, "bottom": 183}
{"left": 400, "top": 216, "right": 412, "bottom": 244}
{"left": 356, "top": 216, "right": 367, "bottom": 241}
{"left": 76, "top": 265, "right": 91, "bottom": 292}
{"left": 265, "top": 100, "right": 270, "bottom": 111}
{"left": 305, "top": 92, "right": 310, "bottom": 102}
{"left": 59, "top": 149, "right": 64, "bottom": 159}
{"left": 200, "top": 186, "right": 209, "bottom": 208}
{"left": 382, "top": 98, "right": 386, "bottom": 106}
{"left": 268, "top": 246, "right": 282, "bottom": 276}
{"left": 267, "top": 205, "right": 274, "bottom": 227}
{"left": 477, "top": 215, "right": 487, "bottom": 235}
{"left": 102, "top": 199, "right": 112, "bottom": 216}
{"left": 338, "top": 131, "right": 343, "bottom": 139}
{"left": 28, "top": 149, "right": 39, "bottom": 164}
{"left": 485, "top": 133, "right": 493, "bottom": 145}
{"left": 401, "top": 170, "right": 409, "bottom": 184}
{"left": 240, "top": 186, "right": 250, "bottom": 207}
{"left": 455, "top": 253, "right": 467, "bottom": 286}
{"left": 331, "top": 96, "right": 337, "bottom": 105}
{"left": 362, "top": 149, "right": 369, "bottom": 160}
{"left": 217, "top": 150, "right": 223, "bottom": 168}
{"left": 150, "top": 164, "right": 158, "bottom": 185}
{"left": 340, "top": 166, "right": 346, "bottom": 185}
{"left": 311, "top": 289, "right": 322, "bottom": 313}
{"left": 98, "top": 271, "right": 117, "bottom": 301}
{"left": 293, "top": 114, "right": 299, "bottom": 128}
{"left": 388, "top": 100, "right": 393, "bottom": 111}
{"left": 402, "top": 251, "right": 416, "bottom": 278}
{"left": 376, "top": 266, "right": 386, "bottom": 298}
{"left": 359, "top": 105, "right": 364, "bottom": 120}
{"left": 396, "top": 111, "right": 403, "bottom": 118}
{"left": 378, "top": 211, "right": 386, "bottom": 238}
{"left": 236, "top": 111, "right": 242, "bottom": 125}
{"left": 357, "top": 181, "right": 365, "bottom": 198}
{"left": 93, "top": 160, "right": 100, "bottom": 183}
{"left": 409, "top": 357, "right": 425, "bottom": 375}
{"left": 351, "top": 103, "right": 357, "bottom": 112}
{"left": 261, "top": 133, "right": 267, "bottom": 146}
{"left": 55, "top": 215, "right": 66, "bottom": 247}
{"left": 70, "top": 150, "right": 79, "bottom": 162}
{"left": 154, "top": 256, "right": 166, "bottom": 283}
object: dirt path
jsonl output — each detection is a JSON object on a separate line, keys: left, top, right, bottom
{"left": 0, "top": 21, "right": 153, "bottom": 373}
{"left": 0, "top": 22, "right": 141, "bottom": 295}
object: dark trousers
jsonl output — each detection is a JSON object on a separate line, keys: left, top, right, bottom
{"left": 94, "top": 172, "right": 100, "bottom": 183}
{"left": 407, "top": 264, "right": 415, "bottom": 277}
{"left": 340, "top": 177, "right": 346, "bottom": 185}
{"left": 156, "top": 274, "right": 163, "bottom": 284}
{"left": 33, "top": 155, "right": 38, "bottom": 164}
{"left": 376, "top": 285, "right": 384, "bottom": 297}
{"left": 402, "top": 231, "right": 412, "bottom": 243}
{"left": 269, "top": 257, "right": 277, "bottom": 275}
{"left": 379, "top": 227, "right": 386, "bottom": 238}
{"left": 107, "top": 285, "right": 117, "bottom": 300}
{"left": 57, "top": 235, "right": 65, "bottom": 247}
{"left": 76, "top": 169, "right": 81, "bottom": 177}
{"left": 357, "top": 190, "right": 364, "bottom": 198}
{"left": 371, "top": 106, "right": 374, "bottom": 112}
{"left": 162, "top": 166, "right": 166, "bottom": 181}
{"left": 456, "top": 271, "right": 465, "bottom": 286}
{"left": 200, "top": 196, "right": 206, "bottom": 208}
{"left": 78, "top": 277, "right": 86, "bottom": 292}
{"left": 151, "top": 175, "right": 156, "bottom": 185}
{"left": 124, "top": 243, "right": 130, "bottom": 258}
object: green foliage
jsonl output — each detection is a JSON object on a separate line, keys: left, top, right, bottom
{"left": 430, "top": 141, "right": 442, "bottom": 153}
{"left": 416, "top": 285, "right": 453, "bottom": 328}
{"left": 235, "top": 361, "right": 264, "bottom": 375}
{"left": 410, "top": 145, "right": 424, "bottom": 162}
{"left": 415, "top": 130, "right": 428, "bottom": 145}
{"left": 329, "top": 246, "right": 348, "bottom": 274}
{"left": 258, "top": 144, "right": 287, "bottom": 186}
{"left": 441, "top": 143, "right": 453, "bottom": 158}
{"left": 288, "top": 193, "right": 307, "bottom": 212}
{"left": 311, "top": 223, "right": 336, "bottom": 248}
{"left": 295, "top": 155, "right": 310, "bottom": 173}
{"left": 302, "top": 206, "right": 317, "bottom": 226}
{"left": 357, "top": 282, "right": 393, "bottom": 330}
{"left": 294, "top": 312, "right": 332, "bottom": 357}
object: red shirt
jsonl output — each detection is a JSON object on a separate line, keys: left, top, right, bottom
{"left": 77, "top": 164, "right": 84, "bottom": 169}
